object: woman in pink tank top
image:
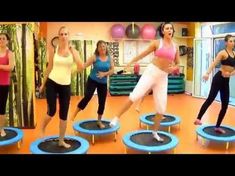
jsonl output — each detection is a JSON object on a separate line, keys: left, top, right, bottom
{"left": 110, "top": 22, "right": 180, "bottom": 142}
{"left": 0, "top": 33, "right": 15, "bottom": 137}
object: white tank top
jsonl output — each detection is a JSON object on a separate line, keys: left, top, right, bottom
{"left": 49, "top": 47, "right": 74, "bottom": 85}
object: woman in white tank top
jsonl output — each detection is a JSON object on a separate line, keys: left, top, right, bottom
{"left": 39, "top": 26, "right": 83, "bottom": 148}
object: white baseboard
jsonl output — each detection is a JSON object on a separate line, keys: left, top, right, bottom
{"left": 185, "top": 80, "right": 192, "bottom": 94}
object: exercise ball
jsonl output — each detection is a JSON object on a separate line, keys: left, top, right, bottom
{"left": 126, "top": 24, "right": 140, "bottom": 39}
{"left": 141, "top": 24, "right": 156, "bottom": 39}
{"left": 111, "top": 24, "right": 125, "bottom": 38}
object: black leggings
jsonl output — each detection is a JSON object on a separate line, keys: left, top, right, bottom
{"left": 197, "top": 71, "right": 230, "bottom": 127}
{"left": 0, "top": 85, "right": 9, "bottom": 115}
{"left": 78, "top": 77, "right": 107, "bottom": 115}
{"left": 46, "top": 79, "right": 71, "bottom": 120}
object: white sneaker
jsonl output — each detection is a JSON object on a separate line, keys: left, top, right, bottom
{"left": 109, "top": 117, "right": 119, "bottom": 127}
{"left": 152, "top": 131, "right": 164, "bottom": 142}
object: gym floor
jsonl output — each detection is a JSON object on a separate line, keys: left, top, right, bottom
{"left": 0, "top": 94, "right": 235, "bottom": 154}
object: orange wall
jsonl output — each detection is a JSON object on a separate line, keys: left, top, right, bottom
{"left": 46, "top": 22, "right": 162, "bottom": 65}
{"left": 39, "top": 22, "right": 47, "bottom": 38}
{"left": 46, "top": 22, "right": 196, "bottom": 76}
{"left": 46, "top": 22, "right": 162, "bottom": 50}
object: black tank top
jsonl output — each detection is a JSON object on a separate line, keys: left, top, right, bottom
{"left": 221, "top": 49, "right": 235, "bottom": 67}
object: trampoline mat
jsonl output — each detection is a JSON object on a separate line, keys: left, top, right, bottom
{"left": 130, "top": 132, "right": 172, "bottom": 146}
{"left": 146, "top": 114, "right": 175, "bottom": 123}
{"left": 203, "top": 126, "right": 235, "bottom": 137}
{"left": 0, "top": 129, "right": 18, "bottom": 141}
{"left": 38, "top": 138, "right": 81, "bottom": 153}
{"left": 79, "top": 121, "right": 111, "bottom": 130}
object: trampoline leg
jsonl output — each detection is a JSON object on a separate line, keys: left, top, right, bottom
{"left": 92, "top": 135, "right": 95, "bottom": 145}
{"left": 168, "top": 126, "right": 171, "bottom": 133}
{"left": 202, "top": 138, "right": 205, "bottom": 146}
{"left": 147, "top": 125, "right": 149, "bottom": 130}
{"left": 114, "top": 132, "right": 117, "bottom": 142}
{"left": 17, "top": 141, "right": 21, "bottom": 149}
{"left": 226, "top": 142, "right": 229, "bottom": 150}
{"left": 139, "top": 121, "right": 142, "bottom": 128}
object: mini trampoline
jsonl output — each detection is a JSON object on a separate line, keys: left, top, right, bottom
{"left": 73, "top": 119, "right": 120, "bottom": 144}
{"left": 139, "top": 113, "right": 181, "bottom": 132}
{"left": 122, "top": 130, "right": 178, "bottom": 154}
{"left": 0, "top": 127, "right": 23, "bottom": 149}
{"left": 196, "top": 125, "right": 235, "bottom": 150}
{"left": 30, "top": 136, "right": 89, "bottom": 154}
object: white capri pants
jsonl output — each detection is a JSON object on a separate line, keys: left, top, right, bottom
{"left": 129, "top": 63, "right": 168, "bottom": 114}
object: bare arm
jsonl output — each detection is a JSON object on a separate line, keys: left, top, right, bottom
{"left": 126, "top": 40, "right": 157, "bottom": 67}
{"left": 0, "top": 51, "right": 15, "bottom": 71}
{"left": 206, "top": 51, "right": 223, "bottom": 75}
{"left": 230, "top": 69, "right": 235, "bottom": 76}
{"left": 174, "top": 46, "right": 180, "bottom": 66}
{"left": 39, "top": 49, "right": 54, "bottom": 92}
{"left": 69, "top": 47, "right": 84, "bottom": 71}
{"left": 82, "top": 55, "right": 96, "bottom": 70}
{"left": 202, "top": 50, "right": 223, "bottom": 81}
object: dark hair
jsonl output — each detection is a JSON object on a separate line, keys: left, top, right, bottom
{"left": 0, "top": 33, "right": 10, "bottom": 41}
{"left": 94, "top": 40, "right": 109, "bottom": 56}
{"left": 157, "top": 22, "right": 175, "bottom": 38}
{"left": 224, "top": 34, "right": 232, "bottom": 42}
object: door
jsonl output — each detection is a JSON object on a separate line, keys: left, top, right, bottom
{"left": 193, "top": 38, "right": 213, "bottom": 98}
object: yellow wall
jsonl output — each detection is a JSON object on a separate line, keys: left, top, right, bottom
{"left": 186, "top": 22, "right": 195, "bottom": 81}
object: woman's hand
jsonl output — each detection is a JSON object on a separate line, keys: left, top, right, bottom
{"left": 167, "top": 64, "right": 179, "bottom": 74}
{"left": 96, "top": 71, "right": 106, "bottom": 79}
{"left": 202, "top": 73, "right": 209, "bottom": 82}
{"left": 39, "top": 84, "right": 45, "bottom": 93}
{"left": 124, "top": 63, "right": 131, "bottom": 73}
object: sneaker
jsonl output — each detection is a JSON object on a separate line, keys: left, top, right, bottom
{"left": 214, "top": 127, "right": 226, "bottom": 134}
{"left": 152, "top": 131, "right": 164, "bottom": 142}
{"left": 194, "top": 119, "right": 202, "bottom": 125}
{"left": 109, "top": 117, "right": 119, "bottom": 127}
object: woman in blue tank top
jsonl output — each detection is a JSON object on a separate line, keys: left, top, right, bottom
{"left": 71, "top": 40, "right": 114, "bottom": 128}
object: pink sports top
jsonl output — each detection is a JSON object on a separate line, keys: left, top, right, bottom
{"left": 154, "top": 39, "right": 176, "bottom": 61}
{"left": 0, "top": 50, "right": 10, "bottom": 85}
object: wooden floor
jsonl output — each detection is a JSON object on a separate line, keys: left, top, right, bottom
{"left": 1, "top": 93, "right": 235, "bottom": 154}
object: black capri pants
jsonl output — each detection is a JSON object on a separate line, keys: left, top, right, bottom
{"left": 78, "top": 77, "right": 107, "bottom": 115}
{"left": 0, "top": 85, "right": 9, "bottom": 115}
{"left": 46, "top": 79, "right": 71, "bottom": 120}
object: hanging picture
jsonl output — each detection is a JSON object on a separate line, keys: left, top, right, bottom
{"left": 123, "top": 40, "right": 137, "bottom": 64}
{"left": 123, "top": 40, "right": 153, "bottom": 65}
{"left": 107, "top": 41, "right": 119, "bottom": 66}
{"left": 137, "top": 40, "right": 154, "bottom": 64}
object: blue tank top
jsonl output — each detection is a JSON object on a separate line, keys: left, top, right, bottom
{"left": 89, "top": 55, "right": 111, "bottom": 84}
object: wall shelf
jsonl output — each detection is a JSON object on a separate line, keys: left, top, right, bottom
{"left": 174, "top": 36, "right": 194, "bottom": 39}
